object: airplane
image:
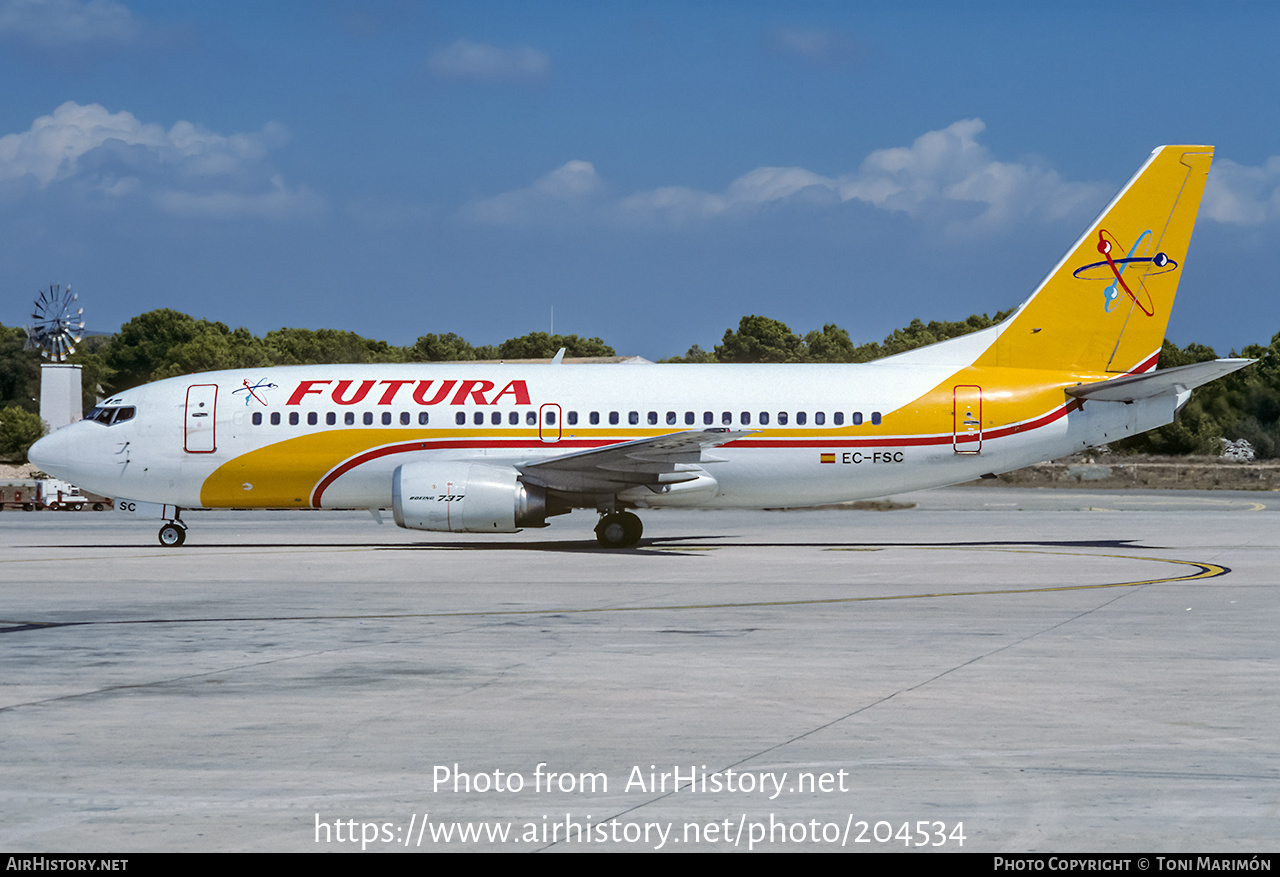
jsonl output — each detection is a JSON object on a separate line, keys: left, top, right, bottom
{"left": 29, "top": 144, "right": 1252, "bottom": 549}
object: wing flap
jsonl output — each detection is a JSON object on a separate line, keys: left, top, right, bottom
{"left": 519, "top": 429, "right": 752, "bottom": 494}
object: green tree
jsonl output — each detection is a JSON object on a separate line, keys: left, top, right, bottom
{"left": 659, "top": 344, "right": 716, "bottom": 364}
{"left": 409, "top": 332, "right": 478, "bottom": 362}
{"left": 803, "top": 324, "right": 857, "bottom": 363}
{"left": 263, "top": 327, "right": 404, "bottom": 365}
{"left": 497, "top": 332, "right": 615, "bottom": 359}
{"left": 0, "top": 324, "right": 40, "bottom": 413}
{"left": 102, "top": 310, "right": 271, "bottom": 391}
{"left": 714, "top": 315, "right": 807, "bottom": 363}
{"left": 0, "top": 405, "right": 45, "bottom": 463}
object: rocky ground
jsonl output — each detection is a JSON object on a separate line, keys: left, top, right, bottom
{"left": 0, "top": 463, "right": 40, "bottom": 481}
{"left": 968, "top": 453, "right": 1280, "bottom": 490}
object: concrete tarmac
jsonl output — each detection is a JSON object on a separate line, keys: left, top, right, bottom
{"left": 1, "top": 487, "right": 1276, "bottom": 852}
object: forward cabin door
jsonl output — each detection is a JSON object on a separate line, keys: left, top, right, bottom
{"left": 185, "top": 384, "right": 218, "bottom": 453}
{"left": 952, "top": 385, "right": 983, "bottom": 454}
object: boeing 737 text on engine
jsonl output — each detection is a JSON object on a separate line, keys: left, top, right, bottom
{"left": 29, "top": 145, "right": 1250, "bottom": 548}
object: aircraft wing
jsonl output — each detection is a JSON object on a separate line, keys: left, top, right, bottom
{"left": 518, "top": 429, "right": 753, "bottom": 494}
{"left": 1065, "top": 359, "right": 1253, "bottom": 402}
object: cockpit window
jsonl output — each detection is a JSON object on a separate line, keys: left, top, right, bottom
{"left": 87, "top": 406, "right": 136, "bottom": 426}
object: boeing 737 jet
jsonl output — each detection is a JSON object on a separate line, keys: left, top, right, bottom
{"left": 29, "top": 145, "right": 1250, "bottom": 547}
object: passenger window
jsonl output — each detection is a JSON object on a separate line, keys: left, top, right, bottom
{"left": 252, "top": 412, "right": 262, "bottom": 426}
{"left": 778, "top": 412, "right": 788, "bottom": 426}
{"left": 527, "top": 411, "right": 537, "bottom": 425}
{"left": 382, "top": 412, "right": 392, "bottom": 426}
{"left": 590, "top": 411, "right": 600, "bottom": 425}
{"left": 270, "top": 412, "right": 281, "bottom": 426}
{"left": 629, "top": 411, "right": 639, "bottom": 425}
{"left": 759, "top": 412, "right": 770, "bottom": 425}
{"left": 289, "top": 412, "right": 299, "bottom": 426}
{"left": 833, "top": 412, "right": 844, "bottom": 426}
{"left": 345, "top": 412, "right": 355, "bottom": 426}
{"left": 740, "top": 411, "right": 751, "bottom": 425}
{"left": 796, "top": 412, "right": 806, "bottom": 426}
{"left": 363, "top": 412, "right": 374, "bottom": 426}
{"left": 872, "top": 411, "right": 882, "bottom": 425}
{"left": 722, "top": 411, "right": 732, "bottom": 425}
{"left": 491, "top": 412, "right": 501, "bottom": 425}
{"left": 307, "top": 412, "right": 318, "bottom": 426}
{"left": 326, "top": 412, "right": 336, "bottom": 426}
{"left": 419, "top": 412, "right": 430, "bottom": 425}
{"left": 568, "top": 411, "right": 578, "bottom": 426}
{"left": 704, "top": 412, "right": 713, "bottom": 426}
{"left": 474, "top": 412, "right": 484, "bottom": 425}
{"left": 457, "top": 412, "right": 467, "bottom": 426}
{"left": 685, "top": 411, "right": 695, "bottom": 426}
{"left": 814, "top": 412, "right": 824, "bottom": 426}
{"left": 401, "top": 412, "right": 411, "bottom": 426}
{"left": 648, "top": 411, "right": 658, "bottom": 425}
{"left": 852, "top": 412, "right": 863, "bottom": 425}
{"left": 666, "top": 411, "right": 676, "bottom": 425}
{"left": 546, "top": 411, "right": 556, "bottom": 425}
{"left": 508, "top": 412, "right": 518, "bottom": 425}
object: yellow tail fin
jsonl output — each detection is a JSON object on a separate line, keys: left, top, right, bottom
{"left": 983, "top": 145, "right": 1213, "bottom": 374}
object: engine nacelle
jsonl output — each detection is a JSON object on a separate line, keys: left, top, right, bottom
{"left": 392, "top": 462, "right": 546, "bottom": 533}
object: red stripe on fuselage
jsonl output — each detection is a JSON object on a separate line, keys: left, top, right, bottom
{"left": 307, "top": 399, "right": 1083, "bottom": 507}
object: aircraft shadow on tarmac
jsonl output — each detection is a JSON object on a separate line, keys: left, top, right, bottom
{"left": 29, "top": 536, "right": 1167, "bottom": 555}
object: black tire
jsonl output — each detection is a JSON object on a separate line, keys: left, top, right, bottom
{"left": 93, "top": 503, "right": 105, "bottom": 512}
{"left": 158, "top": 524, "right": 186, "bottom": 547}
{"left": 595, "top": 511, "right": 643, "bottom": 548}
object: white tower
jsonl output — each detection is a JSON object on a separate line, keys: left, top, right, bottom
{"left": 39, "top": 363, "right": 83, "bottom": 431}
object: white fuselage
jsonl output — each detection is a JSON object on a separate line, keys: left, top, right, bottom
{"left": 31, "top": 360, "right": 1178, "bottom": 514}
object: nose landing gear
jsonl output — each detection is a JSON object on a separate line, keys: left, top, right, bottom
{"left": 158, "top": 520, "right": 187, "bottom": 547}
{"left": 595, "top": 511, "right": 643, "bottom": 548}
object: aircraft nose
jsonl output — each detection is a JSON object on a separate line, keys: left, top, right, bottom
{"left": 27, "top": 428, "right": 68, "bottom": 474}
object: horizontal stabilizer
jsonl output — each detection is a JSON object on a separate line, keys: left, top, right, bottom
{"left": 1065, "top": 359, "right": 1253, "bottom": 402}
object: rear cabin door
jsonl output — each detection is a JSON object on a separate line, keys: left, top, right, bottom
{"left": 185, "top": 384, "right": 218, "bottom": 453}
{"left": 952, "top": 385, "right": 983, "bottom": 454}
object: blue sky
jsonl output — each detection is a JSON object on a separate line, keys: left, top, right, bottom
{"left": 2, "top": 0, "right": 1279, "bottom": 359}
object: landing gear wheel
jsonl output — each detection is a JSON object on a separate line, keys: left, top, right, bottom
{"left": 158, "top": 523, "right": 186, "bottom": 547}
{"left": 595, "top": 511, "right": 643, "bottom": 548}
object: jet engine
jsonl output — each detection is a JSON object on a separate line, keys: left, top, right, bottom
{"left": 391, "top": 462, "right": 546, "bottom": 533}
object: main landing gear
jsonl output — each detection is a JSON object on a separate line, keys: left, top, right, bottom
{"left": 158, "top": 519, "right": 187, "bottom": 547}
{"left": 595, "top": 511, "right": 643, "bottom": 549}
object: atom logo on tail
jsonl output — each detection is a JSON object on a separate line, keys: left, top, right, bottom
{"left": 1072, "top": 229, "right": 1177, "bottom": 316}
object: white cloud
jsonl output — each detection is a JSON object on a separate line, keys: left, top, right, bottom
{"left": 0, "top": 101, "right": 322, "bottom": 220}
{"left": 461, "top": 160, "right": 604, "bottom": 226}
{"left": 1201, "top": 156, "right": 1280, "bottom": 225}
{"left": 427, "top": 39, "right": 550, "bottom": 84}
{"left": 463, "top": 119, "right": 1108, "bottom": 233}
{"left": 767, "top": 27, "right": 865, "bottom": 67}
{"left": 0, "top": 0, "right": 138, "bottom": 48}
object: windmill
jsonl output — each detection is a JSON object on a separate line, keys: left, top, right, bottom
{"left": 24, "top": 284, "right": 84, "bottom": 362}
{"left": 24, "top": 285, "right": 87, "bottom": 430}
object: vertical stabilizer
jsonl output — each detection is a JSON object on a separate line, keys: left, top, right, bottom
{"left": 983, "top": 146, "right": 1213, "bottom": 374}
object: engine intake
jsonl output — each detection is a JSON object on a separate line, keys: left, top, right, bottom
{"left": 392, "top": 462, "right": 546, "bottom": 533}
